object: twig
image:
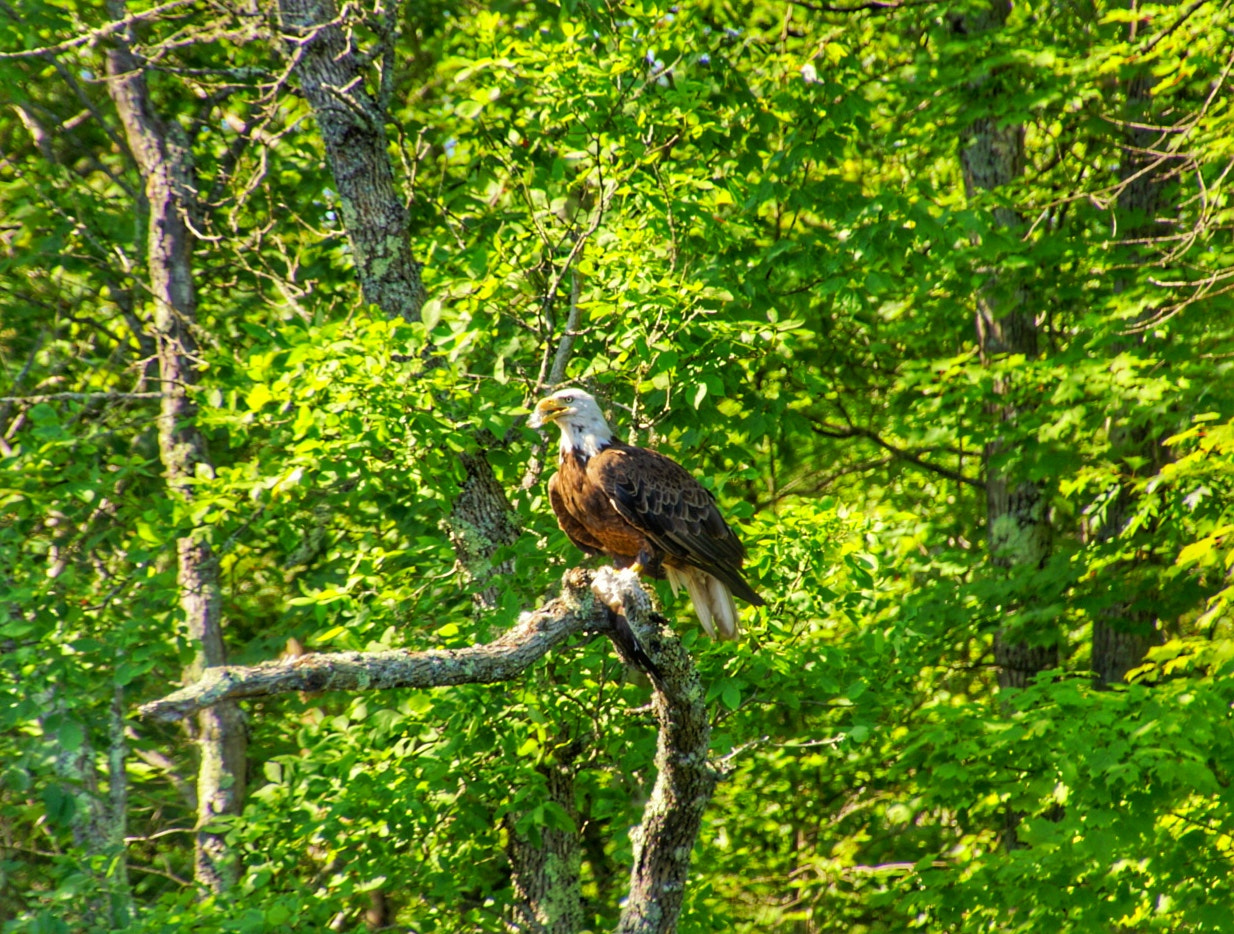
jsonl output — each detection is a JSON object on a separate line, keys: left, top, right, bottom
{"left": 791, "top": 0, "right": 939, "bottom": 13}
{"left": 808, "top": 421, "right": 983, "bottom": 490}
{"left": 1140, "top": 0, "right": 1217, "bottom": 54}
{"left": 0, "top": 0, "right": 197, "bottom": 60}
{"left": 0, "top": 391, "right": 163, "bottom": 404}
{"left": 548, "top": 269, "right": 583, "bottom": 388}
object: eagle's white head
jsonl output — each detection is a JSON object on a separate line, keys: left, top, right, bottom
{"left": 529, "top": 388, "right": 614, "bottom": 458}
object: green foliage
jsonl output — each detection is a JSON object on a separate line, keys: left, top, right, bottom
{"left": 2, "top": 0, "right": 1232, "bottom": 931}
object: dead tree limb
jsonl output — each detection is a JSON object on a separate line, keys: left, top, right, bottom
{"left": 139, "top": 567, "right": 721, "bottom": 934}
{"left": 139, "top": 568, "right": 608, "bottom": 722}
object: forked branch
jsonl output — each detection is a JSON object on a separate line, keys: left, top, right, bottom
{"left": 138, "top": 567, "right": 719, "bottom": 934}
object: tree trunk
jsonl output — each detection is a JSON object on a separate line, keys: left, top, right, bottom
{"left": 601, "top": 573, "right": 719, "bottom": 934}
{"left": 955, "top": 0, "right": 1059, "bottom": 688}
{"left": 449, "top": 449, "right": 522, "bottom": 610}
{"left": 504, "top": 756, "right": 585, "bottom": 934}
{"left": 273, "top": 4, "right": 579, "bottom": 920}
{"left": 1091, "top": 49, "right": 1169, "bottom": 685}
{"left": 276, "top": 0, "right": 426, "bottom": 322}
{"left": 105, "top": 3, "right": 247, "bottom": 892}
{"left": 36, "top": 687, "right": 131, "bottom": 926}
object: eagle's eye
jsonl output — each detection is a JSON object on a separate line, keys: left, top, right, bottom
{"left": 561, "top": 395, "right": 575, "bottom": 404}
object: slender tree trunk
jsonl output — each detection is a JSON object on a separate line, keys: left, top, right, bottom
{"left": 276, "top": 0, "right": 426, "bottom": 321}
{"left": 105, "top": 3, "right": 246, "bottom": 892}
{"left": 37, "top": 688, "right": 131, "bottom": 926}
{"left": 955, "top": 0, "right": 1059, "bottom": 688}
{"left": 1092, "top": 41, "right": 1170, "bottom": 685}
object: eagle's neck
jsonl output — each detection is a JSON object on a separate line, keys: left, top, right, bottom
{"left": 557, "top": 419, "right": 613, "bottom": 461}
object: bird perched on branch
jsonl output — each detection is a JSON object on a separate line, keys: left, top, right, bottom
{"left": 529, "top": 388, "right": 764, "bottom": 639}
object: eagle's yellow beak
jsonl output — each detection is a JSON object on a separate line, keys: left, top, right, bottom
{"left": 529, "top": 397, "right": 567, "bottom": 429}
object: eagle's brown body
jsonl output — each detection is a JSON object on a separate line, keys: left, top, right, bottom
{"left": 530, "top": 389, "right": 763, "bottom": 639}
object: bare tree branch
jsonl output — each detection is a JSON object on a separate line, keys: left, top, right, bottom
{"left": 547, "top": 269, "right": 584, "bottom": 389}
{"left": 0, "top": 391, "right": 163, "bottom": 404}
{"left": 791, "top": 0, "right": 941, "bottom": 14}
{"left": 1140, "top": 0, "right": 1216, "bottom": 54}
{"left": 139, "top": 567, "right": 720, "bottom": 934}
{"left": 808, "top": 420, "right": 983, "bottom": 489}
{"left": 140, "top": 569, "right": 609, "bottom": 722}
{"left": 0, "top": 0, "right": 196, "bottom": 60}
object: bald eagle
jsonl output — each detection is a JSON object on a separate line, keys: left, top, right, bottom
{"left": 529, "top": 389, "right": 764, "bottom": 639}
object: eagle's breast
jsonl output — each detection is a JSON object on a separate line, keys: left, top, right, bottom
{"left": 555, "top": 448, "right": 649, "bottom": 560}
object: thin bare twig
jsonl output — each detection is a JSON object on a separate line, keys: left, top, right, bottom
{"left": 0, "top": 0, "right": 197, "bottom": 60}
{"left": 0, "top": 391, "right": 163, "bottom": 404}
{"left": 1140, "top": 0, "right": 1219, "bottom": 54}
{"left": 809, "top": 421, "right": 982, "bottom": 489}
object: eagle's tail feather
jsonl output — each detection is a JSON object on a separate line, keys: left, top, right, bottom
{"left": 666, "top": 566, "right": 740, "bottom": 640}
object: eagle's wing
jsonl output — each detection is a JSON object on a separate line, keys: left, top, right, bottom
{"left": 590, "top": 445, "right": 763, "bottom": 606}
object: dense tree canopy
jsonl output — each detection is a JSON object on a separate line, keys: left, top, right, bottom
{"left": 2, "top": 0, "right": 1232, "bottom": 931}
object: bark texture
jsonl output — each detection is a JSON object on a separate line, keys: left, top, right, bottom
{"left": 37, "top": 690, "right": 131, "bottom": 925}
{"left": 140, "top": 569, "right": 607, "bottom": 721}
{"left": 504, "top": 757, "right": 585, "bottom": 934}
{"left": 277, "top": 0, "right": 425, "bottom": 321}
{"left": 593, "top": 572, "right": 719, "bottom": 934}
{"left": 955, "top": 0, "right": 1058, "bottom": 689}
{"left": 105, "top": 6, "right": 246, "bottom": 892}
{"left": 449, "top": 448, "right": 522, "bottom": 610}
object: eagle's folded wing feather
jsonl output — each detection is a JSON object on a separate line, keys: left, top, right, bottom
{"left": 593, "top": 446, "right": 764, "bottom": 606}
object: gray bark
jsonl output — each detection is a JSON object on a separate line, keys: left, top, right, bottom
{"left": 449, "top": 449, "right": 522, "bottom": 610}
{"left": 276, "top": 0, "right": 425, "bottom": 322}
{"left": 105, "top": 4, "right": 247, "bottom": 892}
{"left": 36, "top": 689, "right": 131, "bottom": 926}
{"left": 140, "top": 569, "right": 608, "bottom": 720}
{"left": 504, "top": 757, "right": 585, "bottom": 934}
{"left": 593, "top": 574, "right": 719, "bottom": 934}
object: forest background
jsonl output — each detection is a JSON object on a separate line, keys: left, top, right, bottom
{"left": 2, "top": 0, "right": 1233, "bottom": 931}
